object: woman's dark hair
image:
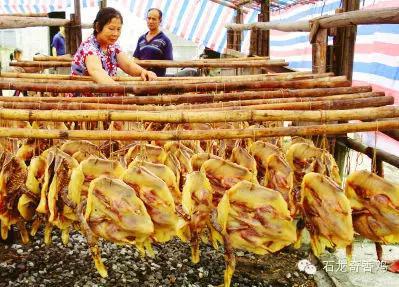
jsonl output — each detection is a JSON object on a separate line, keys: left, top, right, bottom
{"left": 147, "top": 8, "right": 162, "bottom": 20}
{"left": 93, "top": 7, "right": 123, "bottom": 36}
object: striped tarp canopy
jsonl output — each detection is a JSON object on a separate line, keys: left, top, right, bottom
{"left": 0, "top": 0, "right": 71, "bottom": 14}
{"left": 226, "top": 0, "right": 323, "bottom": 11}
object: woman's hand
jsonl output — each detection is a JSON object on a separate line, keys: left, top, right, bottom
{"left": 141, "top": 69, "right": 157, "bottom": 81}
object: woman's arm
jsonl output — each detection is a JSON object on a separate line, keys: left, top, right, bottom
{"left": 117, "top": 52, "right": 157, "bottom": 81}
{"left": 86, "top": 54, "right": 116, "bottom": 84}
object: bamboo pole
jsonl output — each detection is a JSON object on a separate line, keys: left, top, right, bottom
{"left": 0, "top": 121, "right": 398, "bottom": 141}
{"left": 32, "top": 55, "right": 73, "bottom": 62}
{"left": 10, "top": 59, "right": 288, "bottom": 68}
{"left": 33, "top": 55, "right": 270, "bottom": 62}
{"left": 0, "top": 106, "right": 397, "bottom": 123}
{"left": 0, "top": 86, "right": 372, "bottom": 104}
{"left": 0, "top": 73, "right": 335, "bottom": 85}
{"left": 0, "top": 95, "right": 392, "bottom": 112}
{"left": 134, "top": 59, "right": 289, "bottom": 69}
{"left": 190, "top": 96, "right": 393, "bottom": 111}
{"left": 0, "top": 77, "right": 351, "bottom": 94}
{"left": 10, "top": 61, "right": 71, "bottom": 68}
{"left": 1, "top": 70, "right": 315, "bottom": 82}
{"left": 180, "top": 92, "right": 383, "bottom": 108}
{"left": 0, "top": 92, "right": 379, "bottom": 111}
{"left": 0, "top": 17, "right": 70, "bottom": 29}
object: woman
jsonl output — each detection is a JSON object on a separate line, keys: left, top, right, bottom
{"left": 72, "top": 7, "right": 156, "bottom": 84}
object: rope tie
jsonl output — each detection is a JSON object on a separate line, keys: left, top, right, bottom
{"left": 372, "top": 120, "right": 379, "bottom": 174}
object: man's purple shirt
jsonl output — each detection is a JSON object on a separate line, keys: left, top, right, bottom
{"left": 133, "top": 31, "right": 173, "bottom": 77}
{"left": 51, "top": 31, "right": 65, "bottom": 56}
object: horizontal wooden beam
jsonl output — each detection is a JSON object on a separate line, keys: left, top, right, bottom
{"left": 224, "top": 48, "right": 248, "bottom": 58}
{"left": 338, "top": 137, "right": 399, "bottom": 169}
{"left": 227, "top": 20, "right": 310, "bottom": 32}
{"left": 226, "top": 7, "right": 399, "bottom": 32}
{"left": 0, "top": 13, "right": 48, "bottom": 17}
{"left": 0, "top": 16, "right": 70, "bottom": 29}
{"left": 315, "top": 7, "right": 399, "bottom": 29}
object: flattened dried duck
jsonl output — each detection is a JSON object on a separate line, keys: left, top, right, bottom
{"left": 82, "top": 176, "right": 154, "bottom": 277}
{"left": 300, "top": 172, "right": 353, "bottom": 257}
{"left": 201, "top": 158, "right": 257, "bottom": 206}
{"left": 345, "top": 170, "right": 399, "bottom": 264}
{"left": 215, "top": 180, "right": 296, "bottom": 287}
{"left": 177, "top": 171, "right": 214, "bottom": 263}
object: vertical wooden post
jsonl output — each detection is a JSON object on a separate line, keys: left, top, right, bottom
{"left": 375, "top": 159, "right": 384, "bottom": 177}
{"left": 227, "top": 29, "right": 234, "bottom": 49}
{"left": 67, "top": 0, "right": 82, "bottom": 55}
{"left": 233, "top": 9, "right": 243, "bottom": 52}
{"left": 65, "top": 13, "right": 75, "bottom": 55}
{"left": 332, "top": 8, "right": 343, "bottom": 76}
{"left": 74, "top": 0, "right": 82, "bottom": 50}
{"left": 333, "top": 0, "right": 360, "bottom": 81}
{"left": 99, "top": 0, "right": 107, "bottom": 8}
{"left": 331, "top": 1, "right": 360, "bottom": 174}
{"left": 311, "top": 27, "right": 328, "bottom": 73}
{"left": 258, "top": 0, "right": 270, "bottom": 57}
{"left": 249, "top": 27, "right": 258, "bottom": 56}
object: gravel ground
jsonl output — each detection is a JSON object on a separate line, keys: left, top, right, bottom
{"left": 0, "top": 229, "right": 316, "bottom": 287}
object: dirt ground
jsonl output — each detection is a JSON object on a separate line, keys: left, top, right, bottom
{"left": 234, "top": 248, "right": 317, "bottom": 287}
{"left": 0, "top": 231, "right": 317, "bottom": 287}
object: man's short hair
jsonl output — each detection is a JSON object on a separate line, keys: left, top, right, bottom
{"left": 147, "top": 8, "right": 162, "bottom": 20}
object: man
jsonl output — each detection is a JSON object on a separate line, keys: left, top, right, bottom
{"left": 51, "top": 26, "right": 66, "bottom": 56}
{"left": 133, "top": 8, "right": 173, "bottom": 77}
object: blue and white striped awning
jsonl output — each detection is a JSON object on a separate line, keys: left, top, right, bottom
{"left": 0, "top": 0, "right": 71, "bottom": 14}
{"left": 227, "top": 0, "right": 324, "bottom": 11}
